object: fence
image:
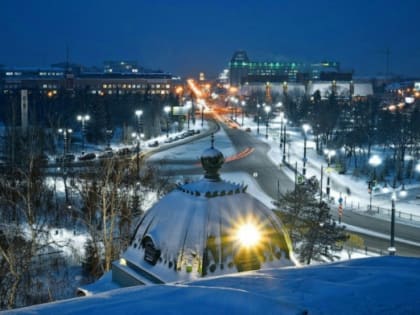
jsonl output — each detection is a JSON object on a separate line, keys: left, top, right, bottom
{"left": 342, "top": 200, "right": 420, "bottom": 226}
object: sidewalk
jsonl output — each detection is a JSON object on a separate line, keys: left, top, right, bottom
{"left": 234, "top": 114, "right": 420, "bottom": 226}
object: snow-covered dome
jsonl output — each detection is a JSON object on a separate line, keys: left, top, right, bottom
{"left": 112, "top": 140, "right": 295, "bottom": 286}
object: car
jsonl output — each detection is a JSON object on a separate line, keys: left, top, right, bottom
{"left": 78, "top": 152, "right": 96, "bottom": 161}
{"left": 148, "top": 140, "right": 159, "bottom": 147}
{"left": 245, "top": 127, "right": 251, "bottom": 132}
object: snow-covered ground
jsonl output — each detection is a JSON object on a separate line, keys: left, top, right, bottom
{"left": 5, "top": 256, "right": 420, "bottom": 315}
{"left": 149, "top": 121, "right": 236, "bottom": 161}
{"left": 238, "top": 114, "right": 420, "bottom": 223}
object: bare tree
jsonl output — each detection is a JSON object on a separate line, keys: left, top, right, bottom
{"left": 0, "top": 129, "right": 57, "bottom": 309}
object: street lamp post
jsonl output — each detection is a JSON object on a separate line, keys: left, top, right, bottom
{"left": 324, "top": 149, "right": 336, "bottom": 199}
{"left": 368, "top": 155, "right": 382, "bottom": 212}
{"left": 201, "top": 103, "right": 204, "bottom": 127}
{"left": 389, "top": 191, "right": 396, "bottom": 256}
{"left": 302, "top": 124, "right": 311, "bottom": 176}
{"left": 279, "top": 112, "right": 284, "bottom": 149}
{"left": 164, "top": 106, "right": 171, "bottom": 137}
{"left": 282, "top": 119, "right": 287, "bottom": 163}
{"left": 241, "top": 100, "right": 246, "bottom": 126}
{"left": 76, "top": 114, "right": 90, "bottom": 152}
{"left": 197, "top": 99, "right": 205, "bottom": 127}
{"left": 230, "top": 97, "right": 235, "bottom": 120}
{"left": 134, "top": 109, "right": 143, "bottom": 178}
{"left": 264, "top": 105, "right": 271, "bottom": 139}
{"left": 256, "top": 104, "right": 261, "bottom": 135}
{"left": 233, "top": 97, "right": 238, "bottom": 121}
{"left": 58, "top": 128, "right": 73, "bottom": 155}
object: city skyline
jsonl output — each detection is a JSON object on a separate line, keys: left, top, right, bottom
{"left": 1, "top": 0, "right": 419, "bottom": 78}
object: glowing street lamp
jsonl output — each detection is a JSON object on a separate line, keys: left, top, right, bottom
{"left": 58, "top": 128, "right": 73, "bottom": 155}
{"left": 241, "top": 100, "right": 246, "bottom": 126}
{"left": 399, "top": 184, "right": 407, "bottom": 198}
{"left": 368, "top": 155, "right": 382, "bottom": 212}
{"left": 279, "top": 112, "right": 285, "bottom": 149}
{"left": 264, "top": 105, "right": 271, "bottom": 138}
{"left": 302, "top": 124, "right": 311, "bottom": 176}
{"left": 164, "top": 106, "right": 171, "bottom": 137}
{"left": 134, "top": 109, "right": 143, "bottom": 178}
{"left": 256, "top": 104, "right": 261, "bottom": 135}
{"left": 324, "top": 149, "right": 336, "bottom": 199}
{"left": 197, "top": 99, "right": 206, "bottom": 127}
{"left": 282, "top": 118, "right": 288, "bottom": 163}
{"left": 76, "top": 114, "right": 90, "bottom": 152}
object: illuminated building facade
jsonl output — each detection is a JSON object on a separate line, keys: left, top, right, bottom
{"left": 0, "top": 63, "right": 174, "bottom": 96}
{"left": 229, "top": 50, "right": 345, "bottom": 86}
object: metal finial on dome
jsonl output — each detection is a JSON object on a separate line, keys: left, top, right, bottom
{"left": 200, "top": 134, "right": 224, "bottom": 181}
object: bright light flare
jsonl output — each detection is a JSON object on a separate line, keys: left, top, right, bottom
{"left": 236, "top": 223, "right": 261, "bottom": 247}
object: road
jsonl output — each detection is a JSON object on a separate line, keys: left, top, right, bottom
{"left": 218, "top": 122, "right": 294, "bottom": 196}
{"left": 149, "top": 116, "right": 420, "bottom": 257}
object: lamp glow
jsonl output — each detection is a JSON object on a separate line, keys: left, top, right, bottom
{"left": 236, "top": 223, "right": 260, "bottom": 247}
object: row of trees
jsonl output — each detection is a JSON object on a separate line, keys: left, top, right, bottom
{"left": 0, "top": 88, "right": 181, "bottom": 156}
{"left": 246, "top": 88, "right": 420, "bottom": 183}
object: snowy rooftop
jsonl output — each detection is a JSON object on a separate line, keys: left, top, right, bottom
{"left": 6, "top": 256, "right": 420, "bottom": 315}
{"left": 107, "top": 142, "right": 295, "bottom": 287}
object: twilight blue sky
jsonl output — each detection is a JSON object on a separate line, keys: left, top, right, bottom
{"left": 1, "top": 0, "right": 419, "bottom": 79}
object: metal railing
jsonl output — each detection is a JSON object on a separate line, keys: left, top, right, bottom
{"left": 341, "top": 200, "right": 420, "bottom": 226}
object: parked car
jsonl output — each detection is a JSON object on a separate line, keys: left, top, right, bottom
{"left": 148, "top": 140, "right": 159, "bottom": 147}
{"left": 78, "top": 152, "right": 96, "bottom": 161}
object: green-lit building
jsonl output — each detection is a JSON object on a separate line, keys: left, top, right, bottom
{"left": 229, "top": 50, "right": 343, "bottom": 86}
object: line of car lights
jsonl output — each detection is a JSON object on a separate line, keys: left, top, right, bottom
{"left": 52, "top": 129, "right": 201, "bottom": 164}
